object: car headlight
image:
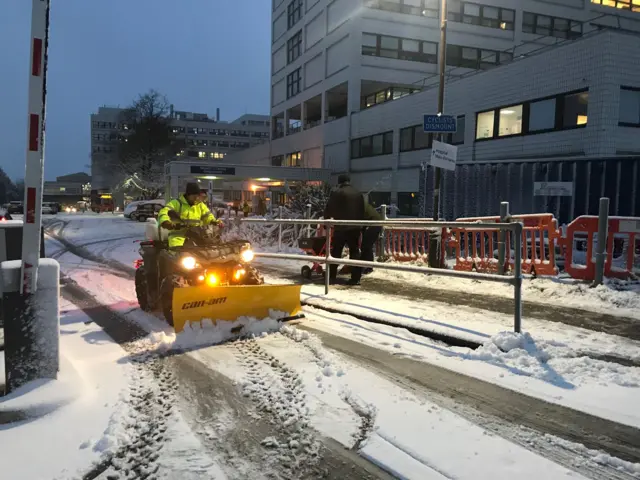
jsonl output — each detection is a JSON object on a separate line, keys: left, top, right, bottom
{"left": 240, "top": 249, "right": 254, "bottom": 263}
{"left": 205, "top": 273, "right": 218, "bottom": 286}
{"left": 72, "top": 208, "right": 77, "bottom": 212}
{"left": 181, "top": 256, "right": 197, "bottom": 270}
{"left": 65, "top": 207, "right": 71, "bottom": 213}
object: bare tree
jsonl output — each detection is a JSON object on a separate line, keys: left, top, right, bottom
{"left": 112, "top": 90, "right": 183, "bottom": 199}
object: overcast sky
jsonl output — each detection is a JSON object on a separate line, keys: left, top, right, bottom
{"left": 0, "top": 0, "right": 271, "bottom": 181}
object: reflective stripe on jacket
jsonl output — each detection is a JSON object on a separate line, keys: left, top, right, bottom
{"left": 157, "top": 195, "right": 215, "bottom": 247}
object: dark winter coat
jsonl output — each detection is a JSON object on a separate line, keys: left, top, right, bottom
{"left": 364, "top": 202, "right": 383, "bottom": 221}
{"left": 324, "top": 183, "right": 365, "bottom": 230}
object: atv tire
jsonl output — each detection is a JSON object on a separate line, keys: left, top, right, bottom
{"left": 135, "top": 266, "right": 152, "bottom": 312}
{"left": 161, "top": 275, "right": 188, "bottom": 327}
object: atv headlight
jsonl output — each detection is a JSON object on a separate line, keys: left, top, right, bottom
{"left": 206, "top": 273, "right": 218, "bottom": 286}
{"left": 241, "top": 249, "right": 254, "bottom": 263}
{"left": 181, "top": 256, "right": 197, "bottom": 270}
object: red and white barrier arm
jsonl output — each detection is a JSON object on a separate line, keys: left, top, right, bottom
{"left": 20, "top": 0, "right": 51, "bottom": 294}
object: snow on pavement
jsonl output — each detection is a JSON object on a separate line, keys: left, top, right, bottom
{"left": 190, "top": 326, "right": 591, "bottom": 480}
{"left": 47, "top": 231, "right": 640, "bottom": 430}
{"left": 0, "top": 299, "right": 131, "bottom": 480}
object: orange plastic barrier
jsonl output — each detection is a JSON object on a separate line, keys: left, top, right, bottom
{"left": 559, "top": 216, "right": 640, "bottom": 281}
{"left": 383, "top": 228, "right": 447, "bottom": 265}
{"left": 450, "top": 214, "right": 562, "bottom": 276}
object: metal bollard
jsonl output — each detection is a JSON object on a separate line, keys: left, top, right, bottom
{"left": 498, "top": 201, "right": 510, "bottom": 275}
{"left": 2, "top": 259, "right": 60, "bottom": 394}
{"left": 593, "top": 197, "right": 609, "bottom": 287}
{"left": 324, "top": 222, "right": 331, "bottom": 295}
{"left": 512, "top": 222, "right": 523, "bottom": 333}
{"left": 278, "top": 206, "right": 283, "bottom": 252}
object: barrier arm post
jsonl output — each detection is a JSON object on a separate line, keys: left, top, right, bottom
{"left": 513, "top": 222, "right": 523, "bottom": 333}
{"left": 593, "top": 197, "right": 609, "bottom": 287}
{"left": 278, "top": 206, "right": 283, "bottom": 252}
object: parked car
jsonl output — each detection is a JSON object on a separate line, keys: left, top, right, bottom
{"left": 130, "top": 202, "right": 163, "bottom": 222}
{"left": 42, "top": 202, "right": 58, "bottom": 214}
{"left": 7, "top": 201, "right": 23, "bottom": 214}
{"left": 124, "top": 199, "right": 165, "bottom": 219}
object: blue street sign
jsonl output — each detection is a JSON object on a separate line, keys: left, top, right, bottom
{"left": 423, "top": 114, "right": 457, "bottom": 133}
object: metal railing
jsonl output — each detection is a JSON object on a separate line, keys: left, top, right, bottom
{"left": 238, "top": 217, "right": 525, "bottom": 333}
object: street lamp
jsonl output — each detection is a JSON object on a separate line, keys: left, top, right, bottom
{"left": 428, "top": 0, "right": 449, "bottom": 268}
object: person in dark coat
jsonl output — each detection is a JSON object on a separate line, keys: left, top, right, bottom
{"left": 323, "top": 174, "right": 365, "bottom": 285}
{"left": 361, "top": 202, "right": 383, "bottom": 275}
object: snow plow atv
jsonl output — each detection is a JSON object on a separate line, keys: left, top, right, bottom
{"left": 134, "top": 219, "right": 301, "bottom": 332}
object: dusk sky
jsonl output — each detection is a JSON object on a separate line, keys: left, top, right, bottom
{"left": 0, "top": 0, "right": 272, "bottom": 181}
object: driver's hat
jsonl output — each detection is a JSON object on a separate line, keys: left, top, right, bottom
{"left": 185, "top": 182, "right": 201, "bottom": 196}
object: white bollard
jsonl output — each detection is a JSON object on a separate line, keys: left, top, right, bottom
{"left": 2, "top": 258, "right": 60, "bottom": 394}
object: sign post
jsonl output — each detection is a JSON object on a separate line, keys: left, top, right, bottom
{"left": 21, "top": 0, "right": 51, "bottom": 294}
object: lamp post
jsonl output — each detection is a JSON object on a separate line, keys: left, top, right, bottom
{"left": 428, "top": 0, "right": 448, "bottom": 268}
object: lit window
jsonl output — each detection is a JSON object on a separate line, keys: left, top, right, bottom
{"left": 619, "top": 88, "right": 640, "bottom": 125}
{"left": 476, "top": 111, "right": 495, "bottom": 139}
{"left": 60, "top": 187, "right": 66, "bottom": 192}
{"left": 529, "top": 98, "right": 556, "bottom": 131}
{"left": 562, "top": 92, "right": 589, "bottom": 128}
{"left": 198, "top": 151, "right": 207, "bottom": 158}
{"left": 498, "top": 105, "right": 523, "bottom": 136}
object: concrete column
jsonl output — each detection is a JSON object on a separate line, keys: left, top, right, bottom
{"left": 301, "top": 101, "right": 307, "bottom": 130}
{"left": 284, "top": 109, "right": 290, "bottom": 136}
{"left": 347, "top": 78, "right": 362, "bottom": 115}
{"left": 321, "top": 91, "right": 327, "bottom": 124}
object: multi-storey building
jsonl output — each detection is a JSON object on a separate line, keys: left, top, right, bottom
{"left": 222, "top": 0, "right": 640, "bottom": 221}
{"left": 90, "top": 107, "right": 270, "bottom": 203}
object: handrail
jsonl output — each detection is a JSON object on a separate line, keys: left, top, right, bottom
{"left": 235, "top": 217, "right": 524, "bottom": 333}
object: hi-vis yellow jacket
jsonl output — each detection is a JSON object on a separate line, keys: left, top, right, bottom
{"left": 157, "top": 195, "right": 216, "bottom": 247}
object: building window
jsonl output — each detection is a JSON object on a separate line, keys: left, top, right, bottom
{"left": 351, "top": 131, "right": 393, "bottom": 158}
{"left": 287, "top": 0, "right": 303, "bottom": 29}
{"left": 619, "top": 87, "right": 640, "bottom": 126}
{"left": 272, "top": 155, "right": 284, "bottom": 166}
{"left": 399, "top": 125, "right": 432, "bottom": 152}
{"left": 287, "top": 30, "right": 302, "bottom": 63}
{"left": 448, "top": 1, "right": 515, "bottom": 30}
{"left": 445, "top": 115, "right": 466, "bottom": 145}
{"left": 198, "top": 151, "right": 207, "bottom": 158}
{"left": 475, "top": 111, "right": 495, "bottom": 139}
{"left": 285, "top": 152, "right": 301, "bottom": 166}
{"left": 210, "top": 152, "right": 225, "bottom": 159}
{"left": 362, "top": 33, "right": 438, "bottom": 64}
{"left": 362, "top": 86, "right": 419, "bottom": 109}
{"left": 286, "top": 68, "right": 302, "bottom": 99}
{"left": 446, "top": 44, "right": 508, "bottom": 69}
{"left": 591, "top": 0, "right": 640, "bottom": 12}
{"left": 522, "top": 12, "right": 582, "bottom": 39}
{"left": 475, "top": 89, "right": 589, "bottom": 141}
{"left": 562, "top": 91, "right": 588, "bottom": 128}
{"left": 367, "top": 0, "right": 439, "bottom": 18}
{"left": 529, "top": 98, "right": 556, "bottom": 132}
{"left": 397, "top": 192, "right": 420, "bottom": 216}
{"left": 498, "top": 105, "right": 523, "bottom": 137}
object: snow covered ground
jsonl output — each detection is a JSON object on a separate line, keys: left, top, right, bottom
{"left": 29, "top": 215, "right": 640, "bottom": 478}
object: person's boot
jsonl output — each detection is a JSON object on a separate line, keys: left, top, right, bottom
{"left": 346, "top": 278, "right": 361, "bottom": 286}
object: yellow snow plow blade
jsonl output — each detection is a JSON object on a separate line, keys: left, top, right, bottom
{"left": 171, "top": 284, "right": 302, "bottom": 333}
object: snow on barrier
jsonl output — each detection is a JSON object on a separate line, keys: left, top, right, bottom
{"left": 1, "top": 259, "right": 60, "bottom": 394}
{"left": 559, "top": 216, "right": 640, "bottom": 281}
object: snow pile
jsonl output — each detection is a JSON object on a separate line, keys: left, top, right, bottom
{"left": 140, "top": 314, "right": 284, "bottom": 352}
{"left": 464, "top": 332, "right": 640, "bottom": 388}
{"left": 542, "top": 434, "right": 640, "bottom": 476}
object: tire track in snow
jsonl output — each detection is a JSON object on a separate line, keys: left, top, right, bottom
{"left": 233, "top": 337, "right": 325, "bottom": 478}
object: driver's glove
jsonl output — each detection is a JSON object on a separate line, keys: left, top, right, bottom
{"left": 161, "top": 221, "right": 174, "bottom": 230}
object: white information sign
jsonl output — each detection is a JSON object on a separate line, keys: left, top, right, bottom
{"left": 533, "top": 182, "right": 573, "bottom": 197}
{"left": 430, "top": 141, "right": 458, "bottom": 171}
